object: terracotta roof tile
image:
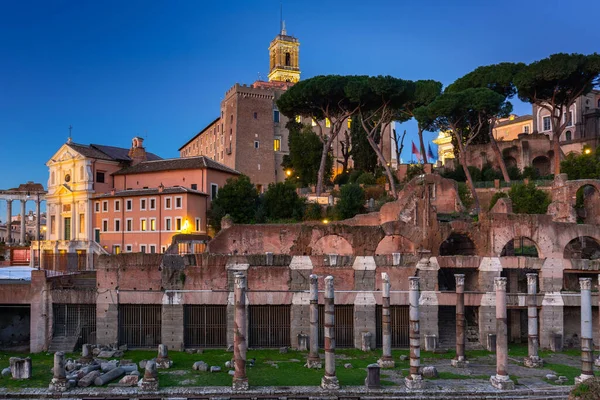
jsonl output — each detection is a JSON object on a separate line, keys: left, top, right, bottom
{"left": 112, "top": 156, "right": 240, "bottom": 176}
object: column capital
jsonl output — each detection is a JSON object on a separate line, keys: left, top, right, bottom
{"left": 234, "top": 272, "right": 246, "bottom": 289}
{"left": 454, "top": 274, "right": 465, "bottom": 287}
{"left": 579, "top": 277, "right": 592, "bottom": 291}
{"left": 324, "top": 275, "right": 334, "bottom": 298}
{"left": 494, "top": 277, "right": 507, "bottom": 291}
{"left": 526, "top": 273, "right": 538, "bottom": 285}
{"left": 408, "top": 276, "right": 420, "bottom": 291}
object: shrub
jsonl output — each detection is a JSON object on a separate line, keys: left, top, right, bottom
{"left": 507, "top": 166, "right": 522, "bottom": 180}
{"left": 364, "top": 185, "right": 385, "bottom": 201}
{"left": 508, "top": 183, "right": 551, "bottom": 214}
{"left": 522, "top": 166, "right": 539, "bottom": 179}
{"left": 348, "top": 169, "right": 363, "bottom": 183}
{"left": 263, "top": 182, "right": 305, "bottom": 221}
{"left": 304, "top": 202, "right": 323, "bottom": 221}
{"left": 482, "top": 164, "right": 502, "bottom": 181}
{"left": 467, "top": 166, "right": 482, "bottom": 182}
{"left": 355, "top": 172, "right": 376, "bottom": 185}
{"left": 405, "top": 164, "right": 425, "bottom": 182}
{"left": 488, "top": 191, "right": 508, "bottom": 211}
{"left": 457, "top": 182, "right": 473, "bottom": 211}
{"left": 335, "top": 184, "right": 365, "bottom": 220}
{"left": 209, "top": 175, "right": 258, "bottom": 230}
{"left": 375, "top": 176, "right": 388, "bottom": 186}
{"left": 333, "top": 171, "right": 350, "bottom": 185}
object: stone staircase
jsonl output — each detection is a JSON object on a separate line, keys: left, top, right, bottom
{"left": 47, "top": 335, "right": 79, "bottom": 353}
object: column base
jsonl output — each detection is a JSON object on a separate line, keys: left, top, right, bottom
{"left": 232, "top": 377, "right": 249, "bottom": 391}
{"left": 451, "top": 359, "right": 469, "bottom": 368}
{"left": 490, "top": 374, "right": 515, "bottom": 390}
{"left": 575, "top": 374, "right": 594, "bottom": 385}
{"left": 377, "top": 358, "right": 395, "bottom": 369}
{"left": 139, "top": 378, "right": 159, "bottom": 391}
{"left": 523, "top": 356, "right": 544, "bottom": 368}
{"left": 305, "top": 358, "right": 322, "bottom": 369}
{"left": 49, "top": 378, "right": 68, "bottom": 392}
{"left": 405, "top": 374, "right": 425, "bottom": 390}
{"left": 321, "top": 375, "right": 340, "bottom": 390}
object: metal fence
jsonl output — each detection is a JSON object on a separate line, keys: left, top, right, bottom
{"left": 52, "top": 304, "right": 96, "bottom": 346}
{"left": 184, "top": 305, "right": 227, "bottom": 348}
{"left": 375, "top": 305, "right": 410, "bottom": 348}
{"left": 248, "top": 305, "right": 291, "bottom": 348}
{"left": 118, "top": 305, "right": 161, "bottom": 348}
{"left": 319, "top": 305, "right": 354, "bottom": 348}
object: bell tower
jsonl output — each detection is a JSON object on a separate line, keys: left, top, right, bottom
{"left": 267, "top": 21, "right": 300, "bottom": 83}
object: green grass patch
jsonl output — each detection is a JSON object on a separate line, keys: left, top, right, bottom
{"left": 0, "top": 351, "right": 76, "bottom": 389}
{"left": 543, "top": 362, "right": 582, "bottom": 385}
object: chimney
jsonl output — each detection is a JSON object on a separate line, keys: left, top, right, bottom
{"left": 128, "top": 136, "right": 147, "bottom": 165}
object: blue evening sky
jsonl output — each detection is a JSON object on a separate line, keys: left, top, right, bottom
{"left": 1, "top": 0, "right": 599, "bottom": 215}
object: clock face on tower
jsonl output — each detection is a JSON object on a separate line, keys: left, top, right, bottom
{"left": 65, "top": 174, "right": 71, "bottom": 183}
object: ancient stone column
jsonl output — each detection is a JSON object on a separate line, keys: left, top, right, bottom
{"left": 490, "top": 277, "right": 515, "bottom": 390}
{"left": 139, "top": 360, "right": 158, "bottom": 391}
{"left": 156, "top": 344, "right": 172, "bottom": 369}
{"left": 378, "top": 272, "right": 394, "bottom": 368}
{"left": 306, "top": 274, "right": 321, "bottom": 368}
{"left": 524, "top": 273, "right": 543, "bottom": 368}
{"left": 49, "top": 351, "right": 68, "bottom": 391}
{"left": 321, "top": 275, "right": 340, "bottom": 389}
{"left": 19, "top": 199, "right": 26, "bottom": 245}
{"left": 575, "top": 278, "right": 594, "bottom": 384}
{"left": 6, "top": 199, "right": 12, "bottom": 244}
{"left": 232, "top": 272, "right": 248, "bottom": 391}
{"left": 596, "top": 275, "right": 600, "bottom": 368}
{"left": 35, "top": 198, "right": 41, "bottom": 241}
{"left": 405, "top": 276, "right": 425, "bottom": 389}
{"left": 79, "top": 343, "right": 93, "bottom": 364}
{"left": 451, "top": 274, "right": 468, "bottom": 368}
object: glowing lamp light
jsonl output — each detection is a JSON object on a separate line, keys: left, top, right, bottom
{"left": 322, "top": 219, "right": 329, "bottom": 224}
{"left": 181, "top": 219, "right": 192, "bottom": 234}
{"left": 584, "top": 148, "right": 592, "bottom": 155}
{"left": 286, "top": 169, "right": 292, "bottom": 177}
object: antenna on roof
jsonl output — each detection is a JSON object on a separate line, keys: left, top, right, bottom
{"left": 68, "top": 125, "right": 73, "bottom": 143}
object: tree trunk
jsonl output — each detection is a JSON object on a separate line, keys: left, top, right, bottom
{"left": 488, "top": 120, "right": 510, "bottom": 182}
{"left": 418, "top": 125, "right": 428, "bottom": 164}
{"left": 366, "top": 135, "right": 398, "bottom": 199}
{"left": 553, "top": 134, "right": 561, "bottom": 176}
{"left": 316, "top": 138, "right": 332, "bottom": 197}
{"left": 453, "top": 133, "right": 480, "bottom": 213}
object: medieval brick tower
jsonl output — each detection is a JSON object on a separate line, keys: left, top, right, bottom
{"left": 267, "top": 22, "right": 300, "bottom": 83}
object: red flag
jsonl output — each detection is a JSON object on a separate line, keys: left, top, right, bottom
{"left": 411, "top": 141, "right": 421, "bottom": 162}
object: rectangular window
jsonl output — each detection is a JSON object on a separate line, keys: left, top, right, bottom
{"left": 566, "top": 111, "right": 573, "bottom": 127}
{"left": 140, "top": 245, "right": 147, "bottom": 254}
{"left": 542, "top": 116, "right": 551, "bottom": 131}
{"left": 274, "top": 138, "right": 281, "bottom": 152}
{"left": 95, "top": 202, "right": 100, "bottom": 213}
{"left": 96, "top": 171, "right": 105, "bottom": 183}
{"left": 175, "top": 196, "right": 183, "bottom": 209}
{"left": 325, "top": 118, "right": 331, "bottom": 128}
{"left": 94, "top": 228, "right": 100, "bottom": 243}
{"left": 165, "top": 218, "right": 172, "bottom": 231}
{"left": 102, "top": 200, "right": 108, "bottom": 212}
{"left": 140, "top": 198, "right": 147, "bottom": 211}
{"left": 150, "top": 245, "right": 156, "bottom": 254}
{"left": 113, "top": 245, "right": 121, "bottom": 255}
{"left": 295, "top": 115, "right": 301, "bottom": 123}
{"left": 126, "top": 245, "right": 132, "bottom": 253}
{"left": 79, "top": 213, "right": 84, "bottom": 234}
{"left": 311, "top": 119, "right": 317, "bottom": 127}
{"left": 254, "top": 141, "right": 259, "bottom": 149}
{"left": 115, "top": 219, "right": 121, "bottom": 232}
{"left": 51, "top": 216, "right": 56, "bottom": 235}
{"left": 126, "top": 199, "right": 132, "bottom": 211}
{"left": 126, "top": 219, "right": 133, "bottom": 232}
{"left": 195, "top": 218, "right": 201, "bottom": 232}
{"left": 149, "top": 198, "right": 156, "bottom": 210}
{"left": 114, "top": 200, "right": 120, "bottom": 211}
{"left": 211, "top": 184, "right": 218, "bottom": 201}
{"left": 102, "top": 219, "right": 108, "bottom": 232}
{"left": 273, "top": 110, "right": 280, "bottom": 123}
{"left": 524, "top": 125, "right": 530, "bottom": 134}
{"left": 140, "top": 218, "right": 147, "bottom": 232}
{"left": 347, "top": 118, "right": 352, "bottom": 129}
{"left": 165, "top": 197, "right": 172, "bottom": 210}
{"left": 191, "top": 184, "right": 197, "bottom": 190}
{"left": 150, "top": 218, "right": 156, "bottom": 231}
{"left": 176, "top": 217, "right": 182, "bottom": 231}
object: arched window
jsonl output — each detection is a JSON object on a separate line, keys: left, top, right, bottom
{"left": 565, "top": 131, "right": 572, "bottom": 141}
{"left": 439, "top": 233, "right": 476, "bottom": 256}
{"left": 285, "top": 52, "right": 291, "bottom": 66}
{"left": 563, "top": 236, "right": 600, "bottom": 260}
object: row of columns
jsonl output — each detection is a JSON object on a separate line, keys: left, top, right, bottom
{"left": 3, "top": 198, "right": 43, "bottom": 245}
{"left": 232, "top": 271, "right": 597, "bottom": 391}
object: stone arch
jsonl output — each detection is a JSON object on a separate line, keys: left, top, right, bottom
{"left": 311, "top": 234, "right": 353, "bottom": 255}
{"left": 532, "top": 155, "right": 550, "bottom": 176}
{"left": 563, "top": 236, "right": 600, "bottom": 260}
{"left": 375, "top": 235, "right": 415, "bottom": 255}
{"left": 503, "top": 156, "right": 517, "bottom": 169}
{"left": 439, "top": 232, "right": 476, "bottom": 256}
{"left": 500, "top": 236, "right": 540, "bottom": 257}
{"left": 574, "top": 184, "right": 600, "bottom": 224}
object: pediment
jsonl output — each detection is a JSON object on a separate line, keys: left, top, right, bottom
{"left": 47, "top": 144, "right": 85, "bottom": 165}
{"left": 55, "top": 184, "right": 74, "bottom": 195}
